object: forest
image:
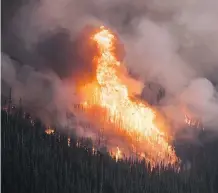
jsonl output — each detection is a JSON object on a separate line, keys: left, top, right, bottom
{"left": 2, "top": 0, "right": 218, "bottom": 192}
{"left": 2, "top": 101, "right": 218, "bottom": 193}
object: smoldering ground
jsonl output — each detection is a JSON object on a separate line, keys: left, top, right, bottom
{"left": 2, "top": 0, "right": 218, "bottom": 140}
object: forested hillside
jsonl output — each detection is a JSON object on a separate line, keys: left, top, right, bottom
{"left": 2, "top": 107, "right": 218, "bottom": 193}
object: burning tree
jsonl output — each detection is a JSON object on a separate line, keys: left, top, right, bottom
{"left": 72, "top": 26, "right": 180, "bottom": 168}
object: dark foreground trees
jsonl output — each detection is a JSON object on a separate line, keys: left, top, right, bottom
{"left": 2, "top": 110, "right": 218, "bottom": 193}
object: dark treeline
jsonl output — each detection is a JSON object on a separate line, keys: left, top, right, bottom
{"left": 2, "top": 107, "right": 218, "bottom": 193}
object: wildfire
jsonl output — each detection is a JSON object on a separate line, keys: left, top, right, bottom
{"left": 68, "top": 138, "right": 71, "bottom": 147}
{"left": 183, "top": 106, "right": 204, "bottom": 129}
{"left": 79, "top": 26, "right": 179, "bottom": 168}
{"left": 115, "top": 147, "right": 122, "bottom": 162}
{"left": 110, "top": 146, "right": 123, "bottom": 162}
{"left": 184, "top": 114, "right": 202, "bottom": 128}
{"left": 45, "top": 127, "right": 55, "bottom": 135}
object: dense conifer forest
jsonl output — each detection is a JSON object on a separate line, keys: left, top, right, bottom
{"left": 2, "top": 103, "right": 218, "bottom": 193}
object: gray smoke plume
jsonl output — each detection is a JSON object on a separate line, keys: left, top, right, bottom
{"left": 2, "top": 0, "right": 218, "bottom": 137}
{"left": 120, "top": 0, "right": 218, "bottom": 130}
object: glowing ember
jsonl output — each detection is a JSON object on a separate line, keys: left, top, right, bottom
{"left": 80, "top": 26, "right": 179, "bottom": 168}
{"left": 184, "top": 114, "right": 203, "bottom": 129}
{"left": 115, "top": 147, "right": 122, "bottom": 162}
{"left": 183, "top": 106, "right": 204, "bottom": 129}
{"left": 45, "top": 127, "right": 54, "bottom": 135}
{"left": 110, "top": 146, "right": 123, "bottom": 162}
{"left": 68, "top": 138, "right": 71, "bottom": 147}
{"left": 92, "top": 147, "right": 96, "bottom": 155}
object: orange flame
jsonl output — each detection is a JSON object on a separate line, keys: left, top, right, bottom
{"left": 45, "top": 127, "right": 54, "bottom": 135}
{"left": 183, "top": 106, "right": 204, "bottom": 129}
{"left": 80, "top": 26, "right": 179, "bottom": 168}
{"left": 111, "top": 146, "right": 123, "bottom": 162}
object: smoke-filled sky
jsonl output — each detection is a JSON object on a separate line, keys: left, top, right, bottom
{"left": 2, "top": 0, "right": 218, "bottom": 132}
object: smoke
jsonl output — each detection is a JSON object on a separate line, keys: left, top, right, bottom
{"left": 2, "top": 0, "right": 218, "bottom": 138}
{"left": 2, "top": 0, "right": 101, "bottom": 129}
{"left": 2, "top": 53, "right": 74, "bottom": 127}
{"left": 119, "top": 0, "right": 218, "bottom": 130}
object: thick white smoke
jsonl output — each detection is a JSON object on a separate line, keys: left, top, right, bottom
{"left": 2, "top": 0, "right": 218, "bottom": 135}
{"left": 119, "top": 0, "right": 218, "bottom": 130}
{"left": 1, "top": 53, "right": 77, "bottom": 127}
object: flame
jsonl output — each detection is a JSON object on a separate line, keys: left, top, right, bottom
{"left": 115, "top": 147, "right": 122, "bottom": 162}
{"left": 45, "top": 127, "right": 54, "bottom": 135}
{"left": 68, "top": 138, "right": 71, "bottom": 147}
{"left": 110, "top": 146, "right": 123, "bottom": 162}
{"left": 92, "top": 147, "right": 96, "bottom": 155}
{"left": 183, "top": 106, "right": 204, "bottom": 129}
{"left": 79, "top": 26, "right": 179, "bottom": 168}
